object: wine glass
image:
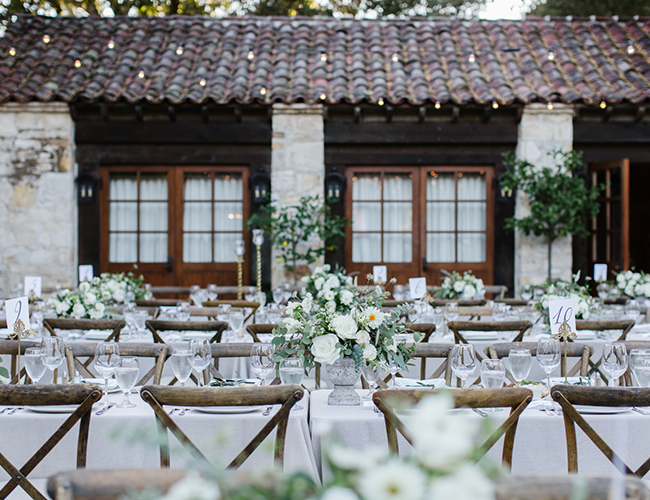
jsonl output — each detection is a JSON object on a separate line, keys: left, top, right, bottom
{"left": 630, "top": 349, "right": 650, "bottom": 386}
{"left": 94, "top": 342, "right": 120, "bottom": 401}
{"left": 451, "top": 344, "right": 476, "bottom": 388}
{"left": 176, "top": 302, "right": 191, "bottom": 322}
{"left": 189, "top": 339, "right": 212, "bottom": 386}
{"left": 508, "top": 349, "right": 532, "bottom": 383}
{"left": 272, "top": 287, "right": 285, "bottom": 305}
{"left": 625, "top": 300, "right": 641, "bottom": 323}
{"left": 123, "top": 302, "right": 137, "bottom": 335}
{"left": 387, "top": 360, "right": 400, "bottom": 389}
{"left": 521, "top": 285, "right": 533, "bottom": 301}
{"left": 217, "top": 304, "right": 232, "bottom": 323}
{"left": 41, "top": 337, "right": 65, "bottom": 384}
{"left": 279, "top": 358, "right": 304, "bottom": 410}
{"left": 24, "top": 347, "right": 46, "bottom": 384}
{"left": 171, "top": 350, "right": 193, "bottom": 387}
{"left": 432, "top": 307, "right": 445, "bottom": 338}
{"left": 189, "top": 285, "right": 203, "bottom": 307}
{"left": 362, "top": 363, "right": 381, "bottom": 400}
{"left": 256, "top": 291, "right": 267, "bottom": 308}
{"left": 230, "top": 310, "right": 245, "bottom": 338}
{"left": 536, "top": 338, "right": 561, "bottom": 389}
{"left": 445, "top": 302, "right": 459, "bottom": 322}
{"left": 132, "top": 310, "right": 149, "bottom": 339}
{"left": 250, "top": 344, "right": 275, "bottom": 386}
{"left": 115, "top": 357, "right": 140, "bottom": 409}
{"left": 597, "top": 283, "right": 610, "bottom": 300}
{"left": 602, "top": 342, "right": 628, "bottom": 387}
{"left": 492, "top": 302, "right": 507, "bottom": 321}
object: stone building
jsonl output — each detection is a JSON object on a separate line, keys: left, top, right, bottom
{"left": 1, "top": 15, "right": 649, "bottom": 296}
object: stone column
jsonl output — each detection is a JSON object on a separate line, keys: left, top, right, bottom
{"left": 0, "top": 103, "right": 76, "bottom": 297}
{"left": 515, "top": 103, "right": 574, "bottom": 293}
{"left": 271, "top": 103, "right": 324, "bottom": 287}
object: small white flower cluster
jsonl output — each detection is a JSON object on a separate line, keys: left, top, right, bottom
{"left": 437, "top": 270, "right": 486, "bottom": 300}
{"left": 301, "top": 264, "right": 358, "bottom": 312}
{"left": 536, "top": 273, "right": 593, "bottom": 321}
{"left": 616, "top": 270, "right": 650, "bottom": 299}
{"left": 160, "top": 473, "right": 221, "bottom": 500}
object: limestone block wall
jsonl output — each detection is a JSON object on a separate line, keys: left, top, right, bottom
{"left": 514, "top": 103, "right": 574, "bottom": 293}
{"left": 0, "top": 103, "right": 76, "bottom": 297}
{"left": 270, "top": 103, "right": 325, "bottom": 286}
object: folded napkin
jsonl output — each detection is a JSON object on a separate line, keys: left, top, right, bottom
{"left": 394, "top": 378, "right": 447, "bottom": 389}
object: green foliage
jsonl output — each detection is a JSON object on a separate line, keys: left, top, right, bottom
{"left": 528, "top": 0, "right": 650, "bottom": 17}
{"left": 245, "top": 196, "right": 349, "bottom": 284}
{"left": 0, "top": 357, "right": 8, "bottom": 383}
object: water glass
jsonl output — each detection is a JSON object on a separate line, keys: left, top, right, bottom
{"left": 94, "top": 342, "right": 120, "bottom": 404}
{"left": 625, "top": 300, "right": 641, "bottom": 323}
{"left": 189, "top": 285, "right": 204, "bottom": 307}
{"left": 230, "top": 310, "right": 245, "bottom": 336}
{"left": 597, "top": 282, "right": 610, "bottom": 300}
{"left": 602, "top": 342, "right": 628, "bottom": 387}
{"left": 272, "top": 287, "right": 285, "bottom": 305}
{"left": 207, "top": 284, "right": 219, "bottom": 302}
{"left": 115, "top": 357, "right": 140, "bottom": 408}
{"left": 133, "top": 310, "right": 148, "bottom": 337}
{"left": 630, "top": 349, "right": 650, "bottom": 386}
{"left": 451, "top": 344, "right": 476, "bottom": 388}
{"left": 537, "top": 338, "right": 561, "bottom": 388}
{"left": 445, "top": 302, "right": 459, "bottom": 322}
{"left": 176, "top": 302, "right": 191, "bottom": 322}
{"left": 24, "top": 347, "right": 46, "bottom": 384}
{"left": 250, "top": 344, "right": 275, "bottom": 385}
{"left": 480, "top": 358, "right": 506, "bottom": 389}
{"left": 432, "top": 307, "right": 445, "bottom": 337}
{"left": 279, "top": 358, "right": 304, "bottom": 385}
{"left": 42, "top": 337, "right": 65, "bottom": 384}
{"left": 392, "top": 285, "right": 405, "bottom": 301}
{"left": 508, "top": 349, "right": 532, "bottom": 382}
{"left": 362, "top": 363, "right": 381, "bottom": 399}
{"left": 492, "top": 302, "right": 507, "bottom": 321}
{"left": 632, "top": 353, "right": 650, "bottom": 387}
{"left": 217, "top": 304, "right": 232, "bottom": 323}
{"left": 256, "top": 291, "right": 267, "bottom": 308}
{"left": 189, "top": 339, "right": 211, "bottom": 386}
{"left": 171, "top": 350, "right": 193, "bottom": 386}
{"left": 520, "top": 285, "right": 533, "bottom": 301}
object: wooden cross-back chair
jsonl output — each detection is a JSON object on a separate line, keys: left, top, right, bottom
{"left": 140, "top": 385, "right": 303, "bottom": 471}
{"left": 206, "top": 343, "right": 280, "bottom": 385}
{"left": 551, "top": 385, "right": 650, "bottom": 478}
{"left": 64, "top": 342, "right": 168, "bottom": 386}
{"left": 407, "top": 323, "right": 436, "bottom": 343}
{"left": 576, "top": 319, "right": 636, "bottom": 342}
{"left": 372, "top": 387, "right": 533, "bottom": 469}
{"left": 244, "top": 324, "right": 276, "bottom": 343}
{"left": 43, "top": 318, "right": 126, "bottom": 343}
{"left": 134, "top": 299, "right": 183, "bottom": 308}
{"left": 203, "top": 301, "right": 260, "bottom": 323}
{"left": 485, "top": 285, "right": 508, "bottom": 300}
{"left": 621, "top": 341, "right": 650, "bottom": 386}
{"left": 145, "top": 320, "right": 228, "bottom": 344}
{"left": 411, "top": 343, "right": 453, "bottom": 384}
{"left": 0, "top": 384, "right": 102, "bottom": 500}
{"left": 485, "top": 342, "right": 593, "bottom": 384}
{"left": 0, "top": 339, "right": 42, "bottom": 384}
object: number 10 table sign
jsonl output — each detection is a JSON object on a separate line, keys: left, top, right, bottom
{"left": 548, "top": 298, "right": 577, "bottom": 384}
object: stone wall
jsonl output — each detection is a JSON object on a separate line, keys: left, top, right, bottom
{"left": 0, "top": 103, "right": 76, "bottom": 297}
{"left": 515, "top": 103, "right": 574, "bottom": 292}
{"left": 270, "top": 103, "right": 325, "bottom": 286}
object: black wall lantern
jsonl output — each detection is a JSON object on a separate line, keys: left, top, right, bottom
{"left": 250, "top": 167, "right": 271, "bottom": 204}
{"left": 76, "top": 165, "right": 98, "bottom": 203}
{"left": 325, "top": 167, "right": 346, "bottom": 203}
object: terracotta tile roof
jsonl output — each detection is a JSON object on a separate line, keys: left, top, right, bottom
{"left": 1, "top": 15, "right": 649, "bottom": 106}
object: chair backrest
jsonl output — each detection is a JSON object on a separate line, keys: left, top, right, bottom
{"left": 484, "top": 285, "right": 508, "bottom": 300}
{"left": 203, "top": 301, "right": 260, "bottom": 322}
{"left": 485, "top": 341, "right": 593, "bottom": 382}
{"left": 134, "top": 299, "right": 182, "bottom": 307}
{"left": 140, "top": 385, "right": 303, "bottom": 471}
{"left": 372, "top": 387, "right": 532, "bottom": 469}
{"left": 145, "top": 320, "right": 228, "bottom": 344}
{"left": 43, "top": 318, "right": 126, "bottom": 342}
{"left": 0, "top": 384, "right": 102, "bottom": 500}
{"left": 65, "top": 342, "right": 169, "bottom": 386}
{"left": 245, "top": 324, "right": 278, "bottom": 343}
{"left": 407, "top": 323, "right": 435, "bottom": 343}
{"left": 576, "top": 319, "right": 635, "bottom": 341}
{"left": 551, "top": 385, "right": 650, "bottom": 477}
{"left": 0, "top": 339, "right": 42, "bottom": 383}
{"left": 206, "top": 342, "right": 281, "bottom": 385}
{"left": 410, "top": 343, "right": 453, "bottom": 383}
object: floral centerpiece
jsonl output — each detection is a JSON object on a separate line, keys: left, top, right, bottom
{"left": 616, "top": 270, "right": 650, "bottom": 299}
{"left": 536, "top": 272, "right": 593, "bottom": 322}
{"left": 434, "top": 270, "right": 485, "bottom": 300}
{"left": 300, "top": 264, "right": 358, "bottom": 313}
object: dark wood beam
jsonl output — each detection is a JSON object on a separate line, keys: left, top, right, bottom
{"left": 515, "top": 106, "right": 523, "bottom": 124}
{"left": 322, "top": 106, "right": 329, "bottom": 122}
{"left": 385, "top": 106, "right": 393, "bottom": 123}
{"left": 574, "top": 121, "right": 650, "bottom": 144}
{"left": 100, "top": 104, "right": 108, "bottom": 121}
{"left": 602, "top": 106, "right": 613, "bottom": 123}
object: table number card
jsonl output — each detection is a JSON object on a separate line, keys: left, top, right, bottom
{"left": 79, "top": 265, "right": 94, "bottom": 282}
{"left": 24, "top": 276, "right": 41, "bottom": 298}
{"left": 373, "top": 265, "right": 387, "bottom": 284}
{"left": 548, "top": 298, "right": 576, "bottom": 336}
{"left": 594, "top": 263, "right": 608, "bottom": 282}
{"left": 409, "top": 277, "right": 427, "bottom": 300}
{"left": 5, "top": 297, "right": 30, "bottom": 330}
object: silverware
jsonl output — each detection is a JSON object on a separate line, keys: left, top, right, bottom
{"left": 0, "top": 407, "right": 7, "bottom": 415}
{"left": 262, "top": 406, "right": 273, "bottom": 416}
{"left": 7, "top": 407, "right": 24, "bottom": 415}
{"left": 95, "top": 404, "right": 114, "bottom": 416}
{"left": 167, "top": 407, "right": 176, "bottom": 415}
{"left": 633, "top": 407, "right": 650, "bottom": 416}
{"left": 178, "top": 407, "right": 188, "bottom": 416}
{"left": 472, "top": 408, "right": 488, "bottom": 418}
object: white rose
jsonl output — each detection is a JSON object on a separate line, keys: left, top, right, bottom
{"left": 325, "top": 276, "right": 340, "bottom": 289}
{"left": 453, "top": 281, "right": 465, "bottom": 293}
{"left": 281, "top": 318, "right": 300, "bottom": 331}
{"left": 311, "top": 334, "right": 341, "bottom": 365}
{"left": 323, "top": 264, "right": 331, "bottom": 272}
{"left": 163, "top": 474, "right": 221, "bottom": 500}
{"left": 84, "top": 292, "right": 97, "bottom": 305}
{"left": 113, "top": 289, "right": 126, "bottom": 303}
{"left": 54, "top": 301, "right": 68, "bottom": 315}
{"left": 71, "top": 303, "right": 86, "bottom": 319}
{"left": 79, "top": 282, "right": 90, "bottom": 293}
{"left": 341, "top": 290, "right": 355, "bottom": 305}
{"left": 356, "top": 330, "right": 370, "bottom": 345}
{"left": 301, "top": 293, "right": 313, "bottom": 314}
{"left": 286, "top": 301, "right": 300, "bottom": 317}
{"left": 301, "top": 275, "right": 310, "bottom": 284}
{"left": 617, "top": 274, "right": 626, "bottom": 284}
{"left": 331, "top": 315, "right": 358, "bottom": 340}
{"left": 325, "top": 300, "right": 336, "bottom": 313}
{"left": 643, "top": 283, "right": 650, "bottom": 297}
{"left": 363, "top": 344, "right": 377, "bottom": 361}
{"left": 463, "top": 284, "right": 476, "bottom": 297}
{"left": 314, "top": 266, "right": 324, "bottom": 275}
{"left": 314, "top": 278, "right": 325, "bottom": 291}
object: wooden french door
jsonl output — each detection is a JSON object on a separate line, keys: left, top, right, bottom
{"left": 590, "top": 160, "right": 630, "bottom": 276}
{"left": 344, "top": 166, "right": 494, "bottom": 286}
{"left": 100, "top": 166, "right": 250, "bottom": 287}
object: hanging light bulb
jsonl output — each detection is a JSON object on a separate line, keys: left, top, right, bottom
{"left": 9, "top": 47, "right": 16, "bottom": 56}
{"left": 627, "top": 41, "right": 635, "bottom": 55}
{"left": 547, "top": 101, "right": 554, "bottom": 110}
{"left": 600, "top": 100, "right": 607, "bottom": 109}
{"left": 199, "top": 78, "right": 206, "bottom": 87}
{"left": 247, "top": 48, "right": 255, "bottom": 60}
{"left": 468, "top": 52, "right": 476, "bottom": 63}
{"left": 392, "top": 52, "right": 399, "bottom": 62}
{"left": 320, "top": 51, "right": 327, "bottom": 62}
{"left": 108, "top": 39, "right": 115, "bottom": 49}
{"left": 42, "top": 34, "right": 50, "bottom": 44}
{"left": 74, "top": 59, "right": 81, "bottom": 68}
{"left": 547, "top": 47, "right": 555, "bottom": 61}
{"left": 434, "top": 101, "right": 441, "bottom": 109}
{"left": 138, "top": 70, "right": 145, "bottom": 79}
{"left": 320, "top": 93, "right": 326, "bottom": 100}
{"left": 260, "top": 87, "right": 267, "bottom": 95}
{"left": 492, "top": 100, "right": 499, "bottom": 109}
{"left": 176, "top": 45, "right": 184, "bottom": 55}
{"left": 378, "top": 97, "right": 384, "bottom": 106}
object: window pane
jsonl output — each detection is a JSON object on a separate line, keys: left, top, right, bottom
{"left": 140, "top": 174, "right": 168, "bottom": 201}
{"left": 596, "top": 232, "right": 608, "bottom": 261}
{"left": 457, "top": 202, "right": 486, "bottom": 231}
{"left": 139, "top": 234, "right": 167, "bottom": 263}
{"left": 384, "top": 174, "right": 412, "bottom": 201}
{"left": 458, "top": 233, "right": 486, "bottom": 262}
{"left": 215, "top": 233, "right": 239, "bottom": 262}
{"left": 426, "top": 172, "right": 454, "bottom": 201}
{"left": 384, "top": 202, "right": 412, "bottom": 231}
{"left": 596, "top": 202, "right": 607, "bottom": 230}
{"left": 457, "top": 173, "right": 486, "bottom": 200}
{"left": 611, "top": 201, "right": 621, "bottom": 231}
{"left": 110, "top": 174, "right": 137, "bottom": 201}
{"left": 610, "top": 168, "right": 621, "bottom": 198}
{"left": 110, "top": 202, "right": 137, "bottom": 231}
{"left": 140, "top": 202, "right": 168, "bottom": 231}
{"left": 109, "top": 233, "right": 137, "bottom": 263}
{"left": 352, "top": 174, "right": 381, "bottom": 201}
{"left": 184, "top": 173, "right": 212, "bottom": 201}
{"left": 352, "top": 202, "right": 382, "bottom": 231}
{"left": 353, "top": 233, "right": 381, "bottom": 262}
{"left": 427, "top": 233, "right": 455, "bottom": 262}
{"left": 183, "top": 233, "right": 212, "bottom": 263}
{"left": 184, "top": 202, "right": 212, "bottom": 231}
{"left": 384, "top": 233, "right": 412, "bottom": 263}
{"left": 611, "top": 232, "right": 621, "bottom": 265}
{"left": 215, "top": 202, "right": 243, "bottom": 231}
{"left": 215, "top": 174, "right": 242, "bottom": 201}
{"left": 427, "top": 202, "right": 455, "bottom": 231}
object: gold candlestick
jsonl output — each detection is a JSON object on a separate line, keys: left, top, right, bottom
{"left": 235, "top": 239, "right": 245, "bottom": 300}
{"left": 252, "top": 230, "right": 264, "bottom": 294}
{"left": 553, "top": 320, "right": 577, "bottom": 384}
{"left": 8, "top": 319, "right": 36, "bottom": 384}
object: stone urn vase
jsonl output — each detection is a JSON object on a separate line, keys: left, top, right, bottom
{"left": 325, "top": 357, "right": 361, "bottom": 406}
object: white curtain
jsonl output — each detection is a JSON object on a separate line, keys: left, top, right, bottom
{"left": 352, "top": 174, "right": 382, "bottom": 262}
{"left": 139, "top": 174, "right": 168, "bottom": 263}
{"left": 184, "top": 174, "right": 212, "bottom": 263}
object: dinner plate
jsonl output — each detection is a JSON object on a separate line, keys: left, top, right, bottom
{"left": 462, "top": 332, "right": 501, "bottom": 341}
{"left": 574, "top": 405, "right": 632, "bottom": 414}
{"left": 84, "top": 330, "right": 112, "bottom": 341}
{"left": 193, "top": 406, "right": 263, "bottom": 414}
{"left": 27, "top": 405, "right": 79, "bottom": 414}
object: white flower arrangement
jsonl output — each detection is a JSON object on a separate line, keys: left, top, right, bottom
{"left": 301, "top": 264, "right": 358, "bottom": 313}
{"left": 536, "top": 273, "right": 593, "bottom": 322}
{"left": 616, "top": 270, "right": 650, "bottom": 299}
{"left": 435, "top": 270, "right": 486, "bottom": 300}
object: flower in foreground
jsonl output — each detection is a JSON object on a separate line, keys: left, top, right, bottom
{"left": 428, "top": 463, "right": 495, "bottom": 500}
{"left": 311, "top": 334, "right": 341, "bottom": 365}
{"left": 162, "top": 474, "right": 221, "bottom": 500}
{"left": 331, "top": 315, "right": 358, "bottom": 340}
{"left": 328, "top": 444, "right": 387, "bottom": 471}
{"left": 321, "top": 487, "right": 360, "bottom": 500}
{"left": 357, "top": 459, "right": 426, "bottom": 500}
{"left": 363, "top": 307, "right": 385, "bottom": 329}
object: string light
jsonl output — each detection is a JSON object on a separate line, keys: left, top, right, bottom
{"left": 9, "top": 47, "right": 16, "bottom": 56}
{"left": 247, "top": 48, "right": 255, "bottom": 60}
{"left": 378, "top": 97, "right": 384, "bottom": 106}
{"left": 392, "top": 52, "right": 399, "bottom": 62}
{"left": 138, "top": 70, "right": 145, "bottom": 79}
{"left": 75, "top": 59, "right": 81, "bottom": 68}
{"left": 547, "top": 47, "right": 555, "bottom": 61}
{"left": 468, "top": 52, "right": 476, "bottom": 63}
{"left": 492, "top": 101, "right": 499, "bottom": 109}
{"left": 320, "top": 51, "right": 327, "bottom": 62}
{"left": 320, "top": 93, "right": 326, "bottom": 100}
{"left": 434, "top": 101, "right": 441, "bottom": 109}
{"left": 260, "top": 87, "right": 267, "bottom": 95}
{"left": 176, "top": 45, "right": 184, "bottom": 55}
{"left": 600, "top": 100, "right": 607, "bottom": 109}
{"left": 199, "top": 78, "right": 206, "bottom": 86}
{"left": 42, "top": 34, "right": 50, "bottom": 44}
{"left": 108, "top": 39, "right": 115, "bottom": 49}
{"left": 627, "top": 41, "right": 635, "bottom": 55}
{"left": 547, "top": 101, "right": 554, "bottom": 110}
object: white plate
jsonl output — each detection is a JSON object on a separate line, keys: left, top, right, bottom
{"left": 192, "top": 406, "right": 263, "bottom": 414}
{"left": 462, "top": 332, "right": 501, "bottom": 341}
{"left": 84, "top": 330, "right": 112, "bottom": 341}
{"left": 549, "top": 377, "right": 584, "bottom": 386}
{"left": 27, "top": 405, "right": 79, "bottom": 414}
{"left": 574, "top": 405, "right": 631, "bottom": 414}
{"left": 82, "top": 378, "right": 120, "bottom": 393}
{"left": 574, "top": 331, "right": 597, "bottom": 340}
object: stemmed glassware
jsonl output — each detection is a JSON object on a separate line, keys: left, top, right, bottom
{"left": 536, "top": 338, "right": 561, "bottom": 389}
{"left": 94, "top": 342, "right": 120, "bottom": 406}
{"left": 41, "top": 337, "right": 65, "bottom": 384}
{"left": 602, "top": 342, "right": 628, "bottom": 387}
{"left": 24, "top": 347, "right": 46, "bottom": 384}
{"left": 520, "top": 285, "right": 533, "bottom": 301}
{"left": 189, "top": 339, "right": 212, "bottom": 386}
{"left": 230, "top": 310, "right": 245, "bottom": 338}
{"left": 508, "top": 349, "right": 532, "bottom": 383}
{"left": 279, "top": 358, "right": 304, "bottom": 410}
{"left": 176, "top": 302, "right": 191, "bottom": 322}
{"left": 272, "top": 287, "right": 285, "bottom": 305}
{"left": 250, "top": 344, "right": 275, "bottom": 386}
{"left": 387, "top": 360, "right": 400, "bottom": 389}
{"left": 362, "top": 363, "right": 381, "bottom": 400}
{"left": 451, "top": 344, "right": 476, "bottom": 388}
{"left": 115, "top": 357, "right": 140, "bottom": 408}
{"left": 171, "top": 350, "right": 193, "bottom": 387}
{"left": 630, "top": 349, "right": 650, "bottom": 386}
{"left": 432, "top": 307, "right": 444, "bottom": 338}
{"left": 444, "top": 302, "right": 459, "bottom": 323}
